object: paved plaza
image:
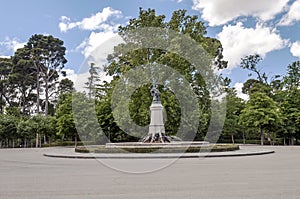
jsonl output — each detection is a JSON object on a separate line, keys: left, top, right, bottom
{"left": 0, "top": 146, "right": 300, "bottom": 199}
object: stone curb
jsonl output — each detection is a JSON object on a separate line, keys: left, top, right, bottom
{"left": 43, "top": 149, "right": 275, "bottom": 159}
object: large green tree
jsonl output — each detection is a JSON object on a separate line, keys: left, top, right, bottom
{"left": 11, "top": 52, "right": 37, "bottom": 115}
{"left": 0, "top": 58, "right": 14, "bottom": 113}
{"left": 20, "top": 34, "right": 67, "bottom": 116}
{"left": 102, "top": 8, "right": 227, "bottom": 141}
{"left": 239, "top": 92, "right": 282, "bottom": 145}
{"left": 280, "top": 61, "right": 300, "bottom": 145}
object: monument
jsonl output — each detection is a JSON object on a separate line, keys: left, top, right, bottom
{"left": 142, "top": 83, "right": 171, "bottom": 143}
{"left": 103, "top": 82, "right": 217, "bottom": 153}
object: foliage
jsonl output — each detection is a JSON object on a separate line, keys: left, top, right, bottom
{"left": 0, "top": 114, "right": 18, "bottom": 147}
{"left": 222, "top": 89, "right": 245, "bottom": 143}
{"left": 102, "top": 8, "right": 227, "bottom": 141}
{"left": 2, "top": 9, "right": 300, "bottom": 147}
{"left": 17, "top": 34, "right": 67, "bottom": 116}
{"left": 56, "top": 93, "right": 77, "bottom": 141}
{"left": 239, "top": 92, "right": 282, "bottom": 145}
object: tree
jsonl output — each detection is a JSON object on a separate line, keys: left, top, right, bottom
{"left": 17, "top": 118, "right": 35, "bottom": 147}
{"left": 0, "top": 114, "right": 18, "bottom": 148}
{"left": 240, "top": 54, "right": 276, "bottom": 98}
{"left": 11, "top": 51, "right": 37, "bottom": 115}
{"left": 280, "top": 61, "right": 300, "bottom": 145}
{"left": 242, "top": 79, "right": 271, "bottom": 96}
{"left": 0, "top": 58, "right": 14, "bottom": 113}
{"left": 22, "top": 34, "right": 67, "bottom": 116}
{"left": 103, "top": 8, "right": 227, "bottom": 141}
{"left": 283, "top": 61, "right": 300, "bottom": 90}
{"left": 56, "top": 93, "right": 78, "bottom": 144}
{"left": 58, "top": 78, "right": 74, "bottom": 95}
{"left": 239, "top": 92, "right": 282, "bottom": 145}
{"left": 72, "top": 92, "right": 102, "bottom": 143}
{"left": 85, "top": 63, "right": 100, "bottom": 100}
{"left": 281, "top": 89, "right": 300, "bottom": 145}
{"left": 27, "top": 115, "right": 57, "bottom": 147}
{"left": 222, "top": 90, "right": 245, "bottom": 144}
{"left": 240, "top": 54, "right": 267, "bottom": 84}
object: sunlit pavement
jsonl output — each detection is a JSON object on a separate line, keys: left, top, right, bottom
{"left": 0, "top": 146, "right": 299, "bottom": 199}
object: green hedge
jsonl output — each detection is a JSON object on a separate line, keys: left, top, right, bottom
{"left": 218, "top": 139, "right": 284, "bottom": 145}
{"left": 75, "top": 144, "right": 239, "bottom": 153}
{"left": 42, "top": 141, "right": 97, "bottom": 147}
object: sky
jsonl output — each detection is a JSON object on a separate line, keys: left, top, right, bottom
{"left": 0, "top": 0, "right": 300, "bottom": 100}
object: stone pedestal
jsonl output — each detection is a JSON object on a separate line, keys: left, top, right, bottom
{"left": 143, "top": 101, "right": 170, "bottom": 143}
{"left": 149, "top": 102, "right": 165, "bottom": 136}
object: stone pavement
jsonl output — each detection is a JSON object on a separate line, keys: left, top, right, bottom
{"left": 1, "top": 146, "right": 300, "bottom": 199}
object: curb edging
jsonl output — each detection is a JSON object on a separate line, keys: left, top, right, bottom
{"left": 43, "top": 150, "right": 275, "bottom": 159}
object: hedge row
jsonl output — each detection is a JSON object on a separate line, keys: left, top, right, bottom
{"left": 75, "top": 144, "right": 239, "bottom": 153}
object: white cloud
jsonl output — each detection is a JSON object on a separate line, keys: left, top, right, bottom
{"left": 279, "top": 0, "right": 300, "bottom": 26}
{"left": 73, "top": 32, "right": 124, "bottom": 92}
{"left": 0, "top": 55, "right": 10, "bottom": 59}
{"left": 290, "top": 41, "right": 300, "bottom": 58}
{"left": 217, "top": 22, "right": 287, "bottom": 68}
{"left": 0, "top": 37, "right": 26, "bottom": 53}
{"left": 59, "top": 7, "right": 122, "bottom": 32}
{"left": 77, "top": 31, "right": 121, "bottom": 58}
{"left": 234, "top": 82, "right": 249, "bottom": 101}
{"left": 192, "top": 0, "right": 289, "bottom": 26}
{"left": 60, "top": 68, "right": 112, "bottom": 93}
{"left": 60, "top": 68, "right": 78, "bottom": 83}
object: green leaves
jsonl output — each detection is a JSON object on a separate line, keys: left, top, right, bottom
{"left": 239, "top": 92, "right": 282, "bottom": 144}
{"left": 222, "top": 90, "right": 245, "bottom": 141}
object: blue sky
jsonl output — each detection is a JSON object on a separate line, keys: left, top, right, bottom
{"left": 1, "top": 0, "right": 300, "bottom": 99}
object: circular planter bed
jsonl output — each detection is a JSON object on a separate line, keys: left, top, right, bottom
{"left": 75, "top": 144, "right": 239, "bottom": 154}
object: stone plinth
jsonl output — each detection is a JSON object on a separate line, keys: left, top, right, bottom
{"left": 143, "top": 101, "right": 170, "bottom": 143}
{"left": 148, "top": 102, "right": 165, "bottom": 136}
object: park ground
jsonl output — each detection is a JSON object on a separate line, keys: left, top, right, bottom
{"left": 0, "top": 146, "right": 299, "bottom": 199}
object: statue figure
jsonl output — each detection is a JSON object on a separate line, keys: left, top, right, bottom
{"left": 150, "top": 84, "right": 160, "bottom": 102}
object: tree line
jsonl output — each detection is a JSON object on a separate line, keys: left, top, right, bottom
{"left": 223, "top": 55, "right": 300, "bottom": 145}
{"left": 0, "top": 34, "right": 76, "bottom": 147}
{"left": 0, "top": 8, "right": 299, "bottom": 148}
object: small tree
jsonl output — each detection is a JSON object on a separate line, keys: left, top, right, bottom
{"left": 222, "top": 90, "right": 245, "bottom": 144}
{"left": 239, "top": 92, "right": 282, "bottom": 145}
{"left": 0, "top": 115, "right": 18, "bottom": 148}
{"left": 85, "top": 63, "right": 100, "bottom": 100}
{"left": 56, "top": 93, "right": 78, "bottom": 144}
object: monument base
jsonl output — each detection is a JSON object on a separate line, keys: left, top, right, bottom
{"left": 142, "top": 133, "right": 171, "bottom": 143}
{"left": 145, "top": 101, "right": 171, "bottom": 143}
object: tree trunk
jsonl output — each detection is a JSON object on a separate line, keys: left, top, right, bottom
{"left": 267, "top": 132, "right": 272, "bottom": 145}
{"left": 22, "top": 90, "right": 26, "bottom": 115}
{"left": 260, "top": 127, "right": 264, "bottom": 145}
{"left": 74, "top": 134, "right": 77, "bottom": 148}
{"left": 36, "top": 68, "right": 40, "bottom": 114}
{"left": 36, "top": 133, "right": 39, "bottom": 148}
{"left": 231, "top": 134, "right": 235, "bottom": 144}
{"left": 289, "top": 136, "right": 294, "bottom": 145}
{"left": 45, "top": 79, "right": 49, "bottom": 116}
